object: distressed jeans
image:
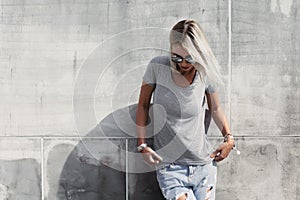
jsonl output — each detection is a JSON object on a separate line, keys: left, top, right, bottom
{"left": 156, "top": 161, "right": 217, "bottom": 200}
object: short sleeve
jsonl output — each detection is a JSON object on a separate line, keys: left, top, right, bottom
{"left": 142, "top": 56, "right": 170, "bottom": 87}
{"left": 142, "top": 57, "right": 162, "bottom": 87}
{"left": 143, "top": 63, "right": 156, "bottom": 85}
{"left": 205, "top": 76, "right": 219, "bottom": 94}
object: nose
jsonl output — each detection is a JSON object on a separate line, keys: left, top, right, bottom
{"left": 179, "top": 59, "right": 189, "bottom": 67}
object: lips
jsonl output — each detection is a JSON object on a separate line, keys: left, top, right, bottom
{"left": 180, "top": 66, "right": 191, "bottom": 70}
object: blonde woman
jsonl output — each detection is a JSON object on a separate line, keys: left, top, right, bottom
{"left": 136, "top": 19, "right": 235, "bottom": 200}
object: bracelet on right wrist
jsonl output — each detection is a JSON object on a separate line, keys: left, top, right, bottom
{"left": 137, "top": 143, "right": 147, "bottom": 152}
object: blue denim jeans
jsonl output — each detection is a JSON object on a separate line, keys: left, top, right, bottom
{"left": 156, "top": 161, "right": 217, "bottom": 200}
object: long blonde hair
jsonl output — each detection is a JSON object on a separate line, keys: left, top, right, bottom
{"left": 169, "top": 19, "right": 223, "bottom": 86}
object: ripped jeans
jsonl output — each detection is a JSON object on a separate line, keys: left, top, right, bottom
{"left": 156, "top": 161, "right": 217, "bottom": 200}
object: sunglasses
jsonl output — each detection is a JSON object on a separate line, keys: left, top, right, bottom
{"left": 171, "top": 53, "right": 196, "bottom": 64}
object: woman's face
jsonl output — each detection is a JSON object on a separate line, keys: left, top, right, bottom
{"left": 171, "top": 44, "right": 195, "bottom": 73}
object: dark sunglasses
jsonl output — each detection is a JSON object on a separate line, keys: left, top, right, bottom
{"left": 171, "top": 53, "right": 196, "bottom": 64}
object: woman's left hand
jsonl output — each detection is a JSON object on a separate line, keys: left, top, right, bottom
{"left": 210, "top": 139, "right": 234, "bottom": 162}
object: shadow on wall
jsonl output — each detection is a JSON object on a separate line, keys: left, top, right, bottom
{"left": 56, "top": 104, "right": 212, "bottom": 200}
{"left": 56, "top": 104, "right": 165, "bottom": 200}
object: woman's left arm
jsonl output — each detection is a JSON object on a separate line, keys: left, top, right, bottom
{"left": 206, "top": 92, "right": 235, "bottom": 162}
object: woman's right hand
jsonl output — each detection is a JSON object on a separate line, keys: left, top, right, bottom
{"left": 141, "top": 147, "right": 163, "bottom": 165}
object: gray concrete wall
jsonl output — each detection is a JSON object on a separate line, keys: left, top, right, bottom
{"left": 0, "top": 0, "right": 299, "bottom": 199}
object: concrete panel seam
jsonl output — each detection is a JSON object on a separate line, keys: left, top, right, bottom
{"left": 207, "top": 135, "right": 300, "bottom": 139}
{"left": 0, "top": 136, "right": 134, "bottom": 139}
{"left": 41, "top": 138, "right": 44, "bottom": 200}
{"left": 229, "top": 0, "right": 232, "bottom": 126}
{"left": 125, "top": 139, "right": 129, "bottom": 200}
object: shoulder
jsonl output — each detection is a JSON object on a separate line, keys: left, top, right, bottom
{"left": 149, "top": 56, "right": 170, "bottom": 66}
{"left": 147, "top": 56, "right": 171, "bottom": 75}
{"left": 143, "top": 56, "right": 170, "bottom": 84}
{"left": 204, "top": 75, "right": 220, "bottom": 94}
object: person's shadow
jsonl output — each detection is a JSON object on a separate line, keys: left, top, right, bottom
{"left": 55, "top": 103, "right": 212, "bottom": 200}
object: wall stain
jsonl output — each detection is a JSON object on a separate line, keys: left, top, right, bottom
{"left": 9, "top": 113, "right": 12, "bottom": 136}
{"left": 1, "top": 3, "right": 3, "bottom": 22}
{"left": 107, "top": 1, "right": 110, "bottom": 30}
{"left": 73, "top": 51, "right": 77, "bottom": 81}
{"left": 0, "top": 183, "right": 9, "bottom": 199}
{"left": 270, "top": 0, "right": 293, "bottom": 17}
{"left": 40, "top": 96, "right": 43, "bottom": 106}
{"left": 245, "top": 144, "right": 278, "bottom": 166}
{"left": 9, "top": 55, "right": 13, "bottom": 82}
{"left": 216, "top": 1, "right": 220, "bottom": 30}
{"left": 10, "top": 68, "right": 13, "bottom": 81}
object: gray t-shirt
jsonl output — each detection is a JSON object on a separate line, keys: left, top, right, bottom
{"left": 143, "top": 56, "right": 217, "bottom": 165}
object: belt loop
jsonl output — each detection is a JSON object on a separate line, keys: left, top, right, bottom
{"left": 169, "top": 163, "right": 175, "bottom": 169}
{"left": 188, "top": 165, "right": 194, "bottom": 176}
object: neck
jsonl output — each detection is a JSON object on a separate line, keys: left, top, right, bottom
{"left": 173, "top": 67, "right": 197, "bottom": 85}
{"left": 182, "top": 69, "right": 197, "bottom": 84}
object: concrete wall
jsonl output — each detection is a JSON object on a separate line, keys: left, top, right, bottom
{"left": 0, "top": 0, "right": 299, "bottom": 199}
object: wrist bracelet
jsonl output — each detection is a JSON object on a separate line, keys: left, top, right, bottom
{"left": 224, "top": 133, "right": 241, "bottom": 155}
{"left": 223, "top": 133, "right": 233, "bottom": 142}
{"left": 137, "top": 143, "right": 147, "bottom": 152}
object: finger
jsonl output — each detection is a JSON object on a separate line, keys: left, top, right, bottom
{"left": 148, "top": 155, "right": 159, "bottom": 165}
{"left": 152, "top": 151, "right": 163, "bottom": 162}
{"left": 148, "top": 155, "right": 156, "bottom": 165}
{"left": 146, "top": 148, "right": 163, "bottom": 162}
{"left": 213, "top": 156, "right": 222, "bottom": 162}
{"left": 144, "top": 159, "right": 158, "bottom": 166}
{"left": 210, "top": 148, "right": 221, "bottom": 158}
{"left": 214, "top": 154, "right": 226, "bottom": 162}
{"left": 141, "top": 148, "right": 159, "bottom": 165}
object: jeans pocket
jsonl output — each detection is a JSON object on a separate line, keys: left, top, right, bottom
{"left": 212, "top": 160, "right": 217, "bottom": 167}
{"left": 156, "top": 163, "right": 170, "bottom": 174}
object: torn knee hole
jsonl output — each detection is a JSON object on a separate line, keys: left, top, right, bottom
{"left": 177, "top": 193, "right": 188, "bottom": 200}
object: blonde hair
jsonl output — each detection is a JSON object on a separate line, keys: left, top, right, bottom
{"left": 169, "top": 19, "right": 223, "bottom": 86}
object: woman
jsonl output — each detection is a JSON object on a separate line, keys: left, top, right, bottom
{"left": 136, "top": 19, "right": 235, "bottom": 200}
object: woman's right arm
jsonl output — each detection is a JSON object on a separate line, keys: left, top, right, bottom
{"left": 136, "top": 81, "right": 154, "bottom": 145}
{"left": 136, "top": 81, "right": 162, "bottom": 164}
